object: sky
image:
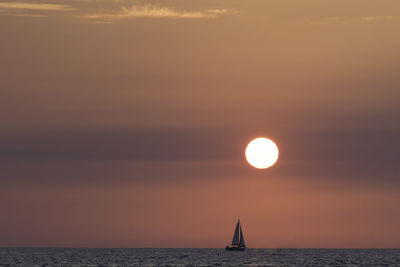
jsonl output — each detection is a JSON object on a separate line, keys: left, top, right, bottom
{"left": 1, "top": 0, "right": 400, "bottom": 248}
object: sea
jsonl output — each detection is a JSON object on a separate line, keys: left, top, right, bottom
{"left": 1, "top": 248, "right": 400, "bottom": 266}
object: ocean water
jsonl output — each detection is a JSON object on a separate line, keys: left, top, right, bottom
{"left": 1, "top": 248, "right": 400, "bottom": 266}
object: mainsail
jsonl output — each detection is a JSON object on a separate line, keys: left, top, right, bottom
{"left": 231, "top": 221, "right": 240, "bottom": 245}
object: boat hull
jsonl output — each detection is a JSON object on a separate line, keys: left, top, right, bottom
{"left": 225, "top": 246, "right": 246, "bottom": 251}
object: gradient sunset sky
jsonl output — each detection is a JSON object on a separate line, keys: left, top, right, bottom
{"left": 1, "top": 0, "right": 400, "bottom": 248}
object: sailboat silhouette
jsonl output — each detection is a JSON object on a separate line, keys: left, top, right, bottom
{"left": 225, "top": 219, "right": 246, "bottom": 251}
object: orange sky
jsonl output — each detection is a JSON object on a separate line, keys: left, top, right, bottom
{"left": 1, "top": 0, "right": 400, "bottom": 248}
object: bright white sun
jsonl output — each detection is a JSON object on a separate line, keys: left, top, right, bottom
{"left": 245, "top": 137, "right": 279, "bottom": 169}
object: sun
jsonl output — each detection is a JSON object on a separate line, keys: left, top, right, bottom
{"left": 245, "top": 137, "right": 279, "bottom": 169}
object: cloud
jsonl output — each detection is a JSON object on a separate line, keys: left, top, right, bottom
{"left": 83, "top": 5, "right": 231, "bottom": 21}
{"left": 305, "top": 16, "right": 398, "bottom": 26}
{"left": 0, "top": 2, "right": 76, "bottom": 11}
{"left": 6, "top": 13, "right": 48, "bottom": 17}
{"left": 0, "top": 1, "right": 233, "bottom": 22}
{"left": 362, "top": 16, "right": 397, "bottom": 23}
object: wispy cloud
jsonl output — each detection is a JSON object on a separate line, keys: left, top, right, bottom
{"left": 306, "top": 16, "right": 398, "bottom": 26}
{"left": 6, "top": 13, "right": 48, "bottom": 17}
{"left": 83, "top": 5, "right": 231, "bottom": 21}
{"left": 0, "top": 2, "right": 76, "bottom": 11}
{"left": 0, "top": 1, "right": 234, "bottom": 22}
{"left": 362, "top": 16, "right": 397, "bottom": 23}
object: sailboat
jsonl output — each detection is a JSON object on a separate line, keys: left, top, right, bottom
{"left": 225, "top": 219, "right": 246, "bottom": 251}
